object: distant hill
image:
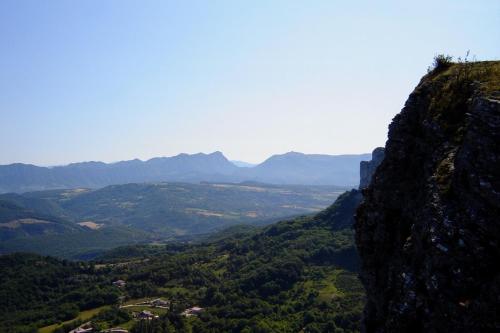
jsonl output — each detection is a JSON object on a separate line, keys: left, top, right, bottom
{"left": 0, "top": 199, "right": 82, "bottom": 241}
{"left": 0, "top": 151, "right": 370, "bottom": 193}
{"left": 239, "top": 151, "right": 371, "bottom": 186}
{"left": 0, "top": 152, "right": 238, "bottom": 193}
{"left": 0, "top": 182, "right": 347, "bottom": 258}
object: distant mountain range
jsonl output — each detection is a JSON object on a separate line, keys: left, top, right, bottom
{"left": 0, "top": 151, "right": 371, "bottom": 193}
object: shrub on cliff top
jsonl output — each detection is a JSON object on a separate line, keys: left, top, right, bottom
{"left": 428, "top": 54, "right": 453, "bottom": 73}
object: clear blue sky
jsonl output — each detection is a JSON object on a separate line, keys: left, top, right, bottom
{"left": 1, "top": 0, "right": 498, "bottom": 165}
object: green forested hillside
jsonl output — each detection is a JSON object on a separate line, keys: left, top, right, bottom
{"left": 0, "top": 199, "right": 81, "bottom": 241}
{"left": 0, "top": 182, "right": 346, "bottom": 259}
{"left": 22, "top": 182, "right": 345, "bottom": 231}
{"left": 0, "top": 253, "right": 119, "bottom": 332}
{"left": 0, "top": 190, "right": 364, "bottom": 333}
{"left": 0, "top": 226, "right": 152, "bottom": 260}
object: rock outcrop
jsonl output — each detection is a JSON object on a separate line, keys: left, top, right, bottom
{"left": 355, "top": 61, "right": 500, "bottom": 332}
{"left": 359, "top": 148, "right": 385, "bottom": 189}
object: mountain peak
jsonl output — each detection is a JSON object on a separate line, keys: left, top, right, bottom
{"left": 210, "top": 150, "right": 224, "bottom": 156}
{"left": 208, "top": 151, "right": 227, "bottom": 159}
{"left": 283, "top": 151, "right": 304, "bottom": 156}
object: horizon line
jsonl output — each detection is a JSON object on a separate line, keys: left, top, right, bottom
{"left": 0, "top": 150, "right": 375, "bottom": 168}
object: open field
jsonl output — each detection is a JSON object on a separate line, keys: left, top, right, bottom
{"left": 38, "top": 305, "right": 110, "bottom": 333}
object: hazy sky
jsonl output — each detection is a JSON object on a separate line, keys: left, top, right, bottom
{"left": 1, "top": 1, "right": 499, "bottom": 165}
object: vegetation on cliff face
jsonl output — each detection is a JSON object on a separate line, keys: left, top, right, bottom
{"left": 355, "top": 60, "right": 500, "bottom": 332}
{"left": 1, "top": 190, "right": 364, "bottom": 333}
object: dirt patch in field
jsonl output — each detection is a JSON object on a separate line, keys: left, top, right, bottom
{"left": 0, "top": 218, "right": 53, "bottom": 229}
{"left": 77, "top": 221, "right": 103, "bottom": 230}
{"left": 185, "top": 208, "right": 225, "bottom": 217}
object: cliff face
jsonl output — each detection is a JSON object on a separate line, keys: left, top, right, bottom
{"left": 355, "top": 61, "right": 500, "bottom": 332}
{"left": 359, "top": 148, "right": 385, "bottom": 189}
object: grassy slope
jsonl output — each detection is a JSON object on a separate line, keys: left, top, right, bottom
{"left": 38, "top": 306, "right": 111, "bottom": 333}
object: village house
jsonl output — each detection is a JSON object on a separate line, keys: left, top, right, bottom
{"left": 136, "top": 310, "right": 159, "bottom": 320}
{"left": 151, "top": 298, "right": 170, "bottom": 307}
{"left": 181, "top": 306, "right": 204, "bottom": 317}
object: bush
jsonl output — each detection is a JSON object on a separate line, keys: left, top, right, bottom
{"left": 428, "top": 54, "right": 453, "bottom": 73}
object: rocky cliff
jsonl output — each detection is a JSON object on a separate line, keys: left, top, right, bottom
{"left": 355, "top": 61, "right": 500, "bottom": 332}
{"left": 359, "top": 148, "right": 385, "bottom": 189}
